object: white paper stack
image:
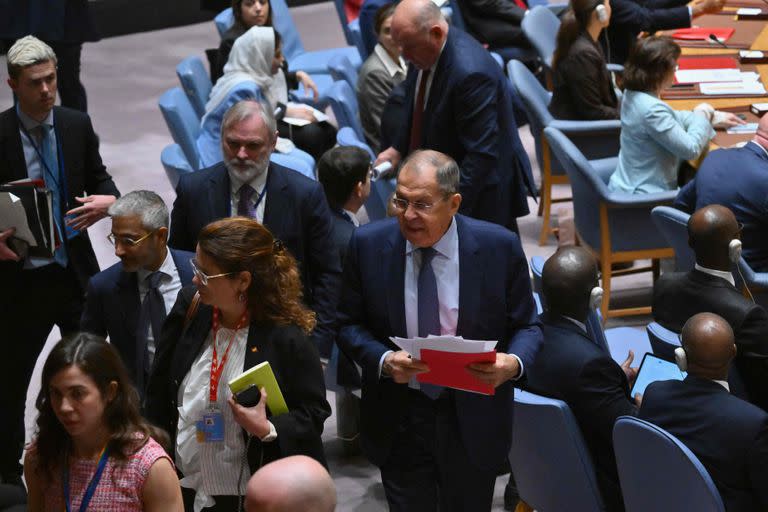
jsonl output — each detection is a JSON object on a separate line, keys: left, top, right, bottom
{"left": 390, "top": 335, "right": 498, "bottom": 359}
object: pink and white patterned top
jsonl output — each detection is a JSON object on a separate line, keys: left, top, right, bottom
{"left": 43, "top": 436, "right": 172, "bottom": 511}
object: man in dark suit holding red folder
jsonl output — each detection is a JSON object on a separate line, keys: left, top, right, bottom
{"left": 337, "top": 150, "right": 542, "bottom": 511}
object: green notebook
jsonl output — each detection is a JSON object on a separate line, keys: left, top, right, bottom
{"left": 228, "top": 361, "right": 289, "bottom": 416}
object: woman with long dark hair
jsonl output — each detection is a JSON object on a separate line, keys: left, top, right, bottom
{"left": 23, "top": 333, "right": 183, "bottom": 511}
{"left": 145, "top": 217, "right": 330, "bottom": 512}
{"left": 549, "top": 0, "right": 619, "bottom": 120}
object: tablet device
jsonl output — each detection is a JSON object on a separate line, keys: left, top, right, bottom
{"left": 630, "top": 353, "right": 687, "bottom": 396}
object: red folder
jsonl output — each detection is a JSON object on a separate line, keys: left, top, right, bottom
{"left": 417, "top": 349, "right": 497, "bottom": 395}
{"left": 677, "top": 56, "right": 739, "bottom": 70}
{"left": 671, "top": 27, "right": 735, "bottom": 41}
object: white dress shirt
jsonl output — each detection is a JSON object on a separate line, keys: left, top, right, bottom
{"left": 136, "top": 248, "right": 182, "bottom": 366}
{"left": 695, "top": 263, "right": 736, "bottom": 287}
{"left": 229, "top": 168, "right": 268, "bottom": 223}
{"left": 374, "top": 44, "right": 407, "bottom": 79}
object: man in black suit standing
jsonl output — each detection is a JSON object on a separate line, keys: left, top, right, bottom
{"left": 0, "top": 36, "right": 119, "bottom": 484}
{"left": 526, "top": 247, "right": 638, "bottom": 512}
{"left": 168, "top": 99, "right": 341, "bottom": 358}
{"left": 653, "top": 205, "right": 768, "bottom": 410}
{"left": 316, "top": 145, "right": 371, "bottom": 451}
{"left": 374, "top": 0, "right": 535, "bottom": 232}
{"left": 640, "top": 313, "right": 768, "bottom": 512}
{"left": 81, "top": 191, "right": 194, "bottom": 398}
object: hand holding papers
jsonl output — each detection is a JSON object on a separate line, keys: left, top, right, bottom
{"left": 390, "top": 336, "right": 499, "bottom": 395}
{"left": 283, "top": 103, "right": 329, "bottom": 127}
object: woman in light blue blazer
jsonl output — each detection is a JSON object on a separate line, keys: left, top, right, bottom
{"left": 609, "top": 36, "right": 742, "bottom": 194}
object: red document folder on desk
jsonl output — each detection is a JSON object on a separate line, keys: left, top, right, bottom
{"left": 417, "top": 349, "right": 497, "bottom": 395}
{"left": 672, "top": 27, "right": 735, "bottom": 41}
{"left": 677, "top": 56, "right": 739, "bottom": 70}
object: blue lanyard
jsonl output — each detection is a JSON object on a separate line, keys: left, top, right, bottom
{"left": 15, "top": 105, "right": 70, "bottom": 206}
{"left": 63, "top": 445, "right": 110, "bottom": 512}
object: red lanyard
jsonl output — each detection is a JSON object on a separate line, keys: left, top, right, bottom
{"left": 209, "top": 307, "right": 248, "bottom": 404}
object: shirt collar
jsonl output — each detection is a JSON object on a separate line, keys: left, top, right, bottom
{"left": 748, "top": 140, "right": 768, "bottom": 159}
{"left": 137, "top": 247, "right": 174, "bottom": 283}
{"left": 406, "top": 216, "right": 457, "bottom": 259}
{"left": 342, "top": 208, "right": 360, "bottom": 227}
{"left": 374, "top": 44, "right": 407, "bottom": 78}
{"left": 229, "top": 168, "right": 269, "bottom": 196}
{"left": 694, "top": 263, "right": 735, "bottom": 286}
{"left": 562, "top": 315, "right": 587, "bottom": 333}
{"left": 713, "top": 379, "right": 730, "bottom": 391}
{"left": 429, "top": 38, "right": 448, "bottom": 75}
{"left": 17, "top": 107, "right": 54, "bottom": 131}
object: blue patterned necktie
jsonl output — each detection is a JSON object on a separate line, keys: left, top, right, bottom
{"left": 237, "top": 184, "right": 256, "bottom": 218}
{"left": 135, "top": 272, "right": 166, "bottom": 397}
{"left": 39, "top": 124, "right": 68, "bottom": 267}
{"left": 417, "top": 247, "right": 443, "bottom": 399}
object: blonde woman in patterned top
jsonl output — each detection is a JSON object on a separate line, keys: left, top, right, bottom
{"left": 23, "top": 333, "right": 183, "bottom": 511}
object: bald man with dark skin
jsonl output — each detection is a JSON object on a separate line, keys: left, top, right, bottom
{"left": 527, "top": 247, "right": 638, "bottom": 512}
{"left": 653, "top": 205, "right": 768, "bottom": 410}
{"left": 639, "top": 313, "right": 768, "bottom": 512}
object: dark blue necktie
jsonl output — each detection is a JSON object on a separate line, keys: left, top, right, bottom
{"left": 135, "top": 272, "right": 166, "bottom": 396}
{"left": 237, "top": 184, "right": 256, "bottom": 218}
{"left": 417, "top": 247, "right": 443, "bottom": 399}
{"left": 39, "top": 124, "right": 68, "bottom": 267}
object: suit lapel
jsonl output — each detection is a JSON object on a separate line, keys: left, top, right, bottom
{"left": 53, "top": 107, "right": 77, "bottom": 205}
{"left": 177, "top": 305, "right": 214, "bottom": 380}
{"left": 262, "top": 164, "right": 289, "bottom": 237}
{"left": 386, "top": 229, "right": 408, "bottom": 338}
{"left": 208, "top": 165, "right": 230, "bottom": 222}
{"left": 456, "top": 216, "right": 481, "bottom": 337}
{"left": 0, "top": 109, "right": 28, "bottom": 183}
{"left": 170, "top": 249, "right": 194, "bottom": 286}
{"left": 116, "top": 270, "right": 141, "bottom": 365}
{"left": 243, "top": 323, "right": 269, "bottom": 371}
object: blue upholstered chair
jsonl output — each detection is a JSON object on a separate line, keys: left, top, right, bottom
{"left": 328, "top": 54, "right": 358, "bottom": 90}
{"left": 365, "top": 177, "right": 396, "bottom": 222}
{"left": 214, "top": 8, "right": 235, "bottom": 38}
{"left": 735, "top": 258, "right": 768, "bottom": 309}
{"left": 521, "top": 6, "right": 559, "bottom": 70}
{"left": 510, "top": 390, "right": 607, "bottom": 511}
{"left": 176, "top": 56, "right": 213, "bottom": 120}
{"left": 509, "top": 60, "right": 621, "bottom": 245}
{"left": 348, "top": 18, "right": 366, "bottom": 59}
{"left": 613, "top": 416, "right": 725, "bottom": 512}
{"left": 646, "top": 322, "right": 680, "bottom": 361}
{"left": 544, "top": 127, "right": 675, "bottom": 319}
{"left": 331, "top": 0, "right": 355, "bottom": 45}
{"left": 651, "top": 206, "right": 695, "bottom": 271}
{"left": 530, "top": 256, "right": 649, "bottom": 367}
{"left": 158, "top": 87, "right": 202, "bottom": 171}
{"left": 336, "top": 127, "right": 375, "bottom": 160}
{"left": 160, "top": 144, "right": 194, "bottom": 189}
{"left": 326, "top": 80, "right": 367, "bottom": 143}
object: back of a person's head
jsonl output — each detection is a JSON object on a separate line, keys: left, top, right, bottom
{"left": 317, "top": 146, "right": 371, "bottom": 210}
{"left": 541, "top": 247, "right": 599, "bottom": 320}
{"left": 244, "top": 456, "right": 336, "bottom": 512}
{"left": 687, "top": 204, "right": 740, "bottom": 269}
{"left": 622, "top": 36, "right": 680, "bottom": 92}
{"left": 679, "top": 312, "right": 736, "bottom": 380}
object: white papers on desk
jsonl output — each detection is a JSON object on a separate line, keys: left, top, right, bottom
{"left": 737, "top": 7, "right": 762, "bottom": 15}
{"left": 727, "top": 123, "right": 759, "bottom": 134}
{"left": 390, "top": 335, "right": 498, "bottom": 359}
{"left": 700, "top": 80, "right": 767, "bottom": 96}
{"left": 283, "top": 102, "right": 329, "bottom": 126}
{"left": 675, "top": 68, "right": 742, "bottom": 84}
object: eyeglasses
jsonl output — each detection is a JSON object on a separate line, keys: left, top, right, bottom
{"left": 390, "top": 195, "right": 447, "bottom": 213}
{"left": 106, "top": 230, "right": 155, "bottom": 247}
{"left": 190, "top": 259, "right": 236, "bottom": 286}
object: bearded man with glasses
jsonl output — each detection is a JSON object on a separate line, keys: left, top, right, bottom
{"left": 81, "top": 190, "right": 194, "bottom": 399}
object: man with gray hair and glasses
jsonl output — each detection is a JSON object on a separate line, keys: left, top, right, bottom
{"left": 337, "top": 149, "right": 541, "bottom": 511}
{"left": 81, "top": 191, "right": 194, "bottom": 398}
{"left": 169, "top": 99, "right": 341, "bottom": 359}
{"left": 0, "top": 35, "right": 119, "bottom": 486}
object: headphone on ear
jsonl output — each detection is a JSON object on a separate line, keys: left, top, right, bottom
{"left": 674, "top": 347, "right": 688, "bottom": 372}
{"left": 589, "top": 286, "right": 604, "bottom": 311}
{"left": 729, "top": 239, "right": 742, "bottom": 264}
{"left": 595, "top": 3, "right": 608, "bottom": 22}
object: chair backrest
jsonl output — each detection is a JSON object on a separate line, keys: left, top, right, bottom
{"left": 269, "top": 0, "right": 306, "bottom": 61}
{"left": 176, "top": 56, "right": 213, "bottom": 119}
{"left": 613, "top": 416, "right": 725, "bottom": 512}
{"left": 651, "top": 206, "right": 695, "bottom": 271}
{"left": 214, "top": 8, "right": 235, "bottom": 38}
{"left": 521, "top": 5, "right": 560, "bottom": 69}
{"left": 511, "top": 390, "right": 606, "bottom": 511}
{"left": 160, "top": 143, "right": 194, "bottom": 189}
{"left": 328, "top": 54, "right": 359, "bottom": 90}
{"left": 158, "top": 87, "right": 202, "bottom": 171}
{"left": 508, "top": 59, "right": 553, "bottom": 166}
{"left": 530, "top": 255, "right": 545, "bottom": 297}
{"left": 365, "top": 177, "right": 396, "bottom": 222}
{"left": 336, "top": 126, "right": 375, "bottom": 160}
{"left": 448, "top": 0, "right": 468, "bottom": 31}
{"left": 646, "top": 322, "right": 680, "bottom": 361}
{"left": 331, "top": 0, "right": 354, "bottom": 45}
{"left": 544, "top": 126, "right": 611, "bottom": 249}
{"left": 348, "top": 18, "right": 367, "bottom": 60}
{"left": 327, "top": 80, "right": 365, "bottom": 140}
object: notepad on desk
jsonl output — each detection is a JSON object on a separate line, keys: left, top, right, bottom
{"left": 700, "top": 81, "right": 767, "bottom": 95}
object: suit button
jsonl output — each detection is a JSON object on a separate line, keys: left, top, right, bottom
{"left": 174, "top": 379, "right": 179, "bottom": 386}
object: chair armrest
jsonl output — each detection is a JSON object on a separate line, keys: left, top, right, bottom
{"left": 549, "top": 119, "right": 622, "bottom": 135}
{"left": 603, "top": 190, "right": 678, "bottom": 209}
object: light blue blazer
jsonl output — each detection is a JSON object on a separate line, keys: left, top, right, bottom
{"left": 609, "top": 90, "right": 714, "bottom": 194}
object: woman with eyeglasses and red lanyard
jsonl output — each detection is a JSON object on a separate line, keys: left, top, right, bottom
{"left": 145, "top": 217, "right": 330, "bottom": 512}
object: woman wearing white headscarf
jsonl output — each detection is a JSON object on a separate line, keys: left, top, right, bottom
{"left": 198, "top": 26, "right": 336, "bottom": 164}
